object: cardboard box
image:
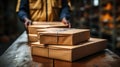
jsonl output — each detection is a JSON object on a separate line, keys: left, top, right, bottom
{"left": 28, "top": 22, "right": 68, "bottom": 34}
{"left": 30, "top": 38, "right": 107, "bottom": 62}
{"left": 39, "top": 28, "right": 90, "bottom": 45}
{"left": 31, "top": 42, "right": 49, "bottom": 57}
{"left": 28, "top": 34, "right": 38, "bottom": 42}
{"left": 48, "top": 38, "right": 107, "bottom": 62}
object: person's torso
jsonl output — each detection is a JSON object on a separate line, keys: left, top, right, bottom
{"left": 29, "top": 0, "right": 62, "bottom": 22}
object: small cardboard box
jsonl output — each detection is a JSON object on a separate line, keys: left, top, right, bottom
{"left": 28, "top": 34, "right": 38, "bottom": 42}
{"left": 31, "top": 42, "right": 48, "bottom": 57}
{"left": 39, "top": 28, "right": 90, "bottom": 45}
{"left": 48, "top": 38, "right": 107, "bottom": 62}
{"left": 28, "top": 22, "right": 68, "bottom": 34}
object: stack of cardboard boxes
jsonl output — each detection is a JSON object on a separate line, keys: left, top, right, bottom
{"left": 28, "top": 22, "right": 68, "bottom": 42}
{"left": 28, "top": 22, "right": 107, "bottom": 62}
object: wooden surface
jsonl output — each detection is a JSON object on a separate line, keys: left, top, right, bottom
{"left": 0, "top": 31, "right": 32, "bottom": 67}
{"left": 32, "top": 49, "right": 120, "bottom": 67}
{"left": 1, "top": 31, "right": 119, "bottom": 67}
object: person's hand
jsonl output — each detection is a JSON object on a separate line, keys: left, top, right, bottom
{"left": 62, "top": 17, "right": 71, "bottom": 28}
{"left": 24, "top": 17, "right": 32, "bottom": 28}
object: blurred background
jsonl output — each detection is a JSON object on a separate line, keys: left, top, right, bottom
{"left": 0, "top": 0, "right": 25, "bottom": 55}
{"left": 70, "top": 0, "right": 120, "bottom": 52}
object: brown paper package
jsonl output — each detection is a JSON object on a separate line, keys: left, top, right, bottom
{"left": 31, "top": 38, "right": 107, "bottom": 62}
{"left": 39, "top": 28, "right": 90, "bottom": 45}
{"left": 48, "top": 38, "right": 107, "bottom": 62}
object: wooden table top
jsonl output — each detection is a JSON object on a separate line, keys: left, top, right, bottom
{"left": 32, "top": 49, "right": 120, "bottom": 67}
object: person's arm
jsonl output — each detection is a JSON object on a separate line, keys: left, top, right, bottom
{"left": 18, "top": 0, "right": 31, "bottom": 27}
{"left": 60, "top": 0, "right": 71, "bottom": 27}
{"left": 18, "top": 0, "right": 29, "bottom": 21}
{"left": 60, "top": 0, "right": 71, "bottom": 20}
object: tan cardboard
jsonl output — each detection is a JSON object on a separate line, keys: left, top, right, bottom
{"left": 31, "top": 42, "right": 49, "bottom": 57}
{"left": 48, "top": 38, "right": 107, "bottom": 62}
{"left": 39, "top": 28, "right": 90, "bottom": 45}
{"left": 28, "top": 22, "right": 68, "bottom": 34}
{"left": 28, "top": 34, "right": 38, "bottom": 42}
{"left": 32, "top": 21, "right": 66, "bottom": 25}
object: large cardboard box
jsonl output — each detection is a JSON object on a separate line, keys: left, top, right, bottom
{"left": 28, "top": 22, "right": 68, "bottom": 34}
{"left": 31, "top": 42, "right": 49, "bottom": 57}
{"left": 48, "top": 38, "right": 107, "bottom": 62}
{"left": 30, "top": 38, "right": 107, "bottom": 62}
{"left": 39, "top": 28, "right": 90, "bottom": 45}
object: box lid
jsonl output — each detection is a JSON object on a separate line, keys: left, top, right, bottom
{"left": 28, "top": 25, "right": 55, "bottom": 29}
{"left": 48, "top": 38, "right": 107, "bottom": 49}
{"left": 32, "top": 21, "right": 65, "bottom": 25}
{"left": 39, "top": 28, "right": 89, "bottom": 35}
{"left": 31, "top": 42, "right": 47, "bottom": 48}
{"left": 28, "top": 34, "right": 37, "bottom": 36}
